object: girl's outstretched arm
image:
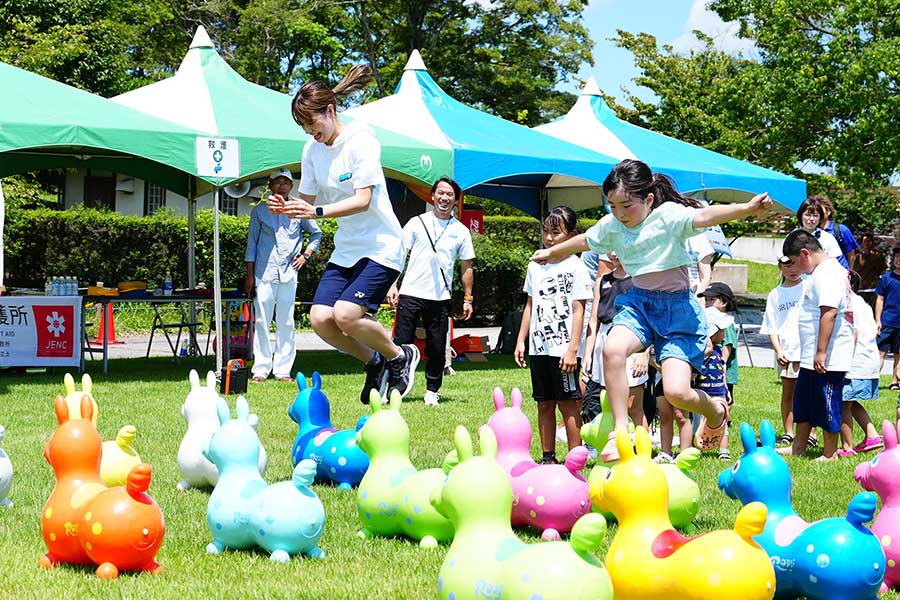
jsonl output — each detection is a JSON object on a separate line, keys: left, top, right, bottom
{"left": 693, "top": 193, "right": 774, "bottom": 228}
{"left": 530, "top": 233, "right": 590, "bottom": 264}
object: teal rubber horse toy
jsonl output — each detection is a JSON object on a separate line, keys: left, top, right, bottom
{"left": 431, "top": 425, "right": 613, "bottom": 600}
{"left": 355, "top": 389, "right": 453, "bottom": 547}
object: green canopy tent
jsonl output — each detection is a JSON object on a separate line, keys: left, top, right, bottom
{"left": 111, "top": 26, "right": 451, "bottom": 370}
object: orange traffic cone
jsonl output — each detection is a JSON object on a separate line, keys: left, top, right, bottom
{"left": 94, "top": 303, "right": 124, "bottom": 345}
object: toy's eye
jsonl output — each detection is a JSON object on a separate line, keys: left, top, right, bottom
{"left": 605, "top": 469, "right": 614, "bottom": 481}
{"left": 732, "top": 460, "right": 740, "bottom": 474}
{"left": 871, "top": 457, "right": 880, "bottom": 467}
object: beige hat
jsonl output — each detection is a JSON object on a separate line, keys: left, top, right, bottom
{"left": 269, "top": 168, "right": 293, "bottom": 181}
{"left": 705, "top": 306, "right": 735, "bottom": 335}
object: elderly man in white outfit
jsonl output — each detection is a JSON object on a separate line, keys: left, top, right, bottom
{"left": 245, "top": 168, "right": 322, "bottom": 382}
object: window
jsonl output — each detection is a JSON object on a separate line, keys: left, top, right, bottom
{"left": 220, "top": 194, "right": 238, "bottom": 216}
{"left": 144, "top": 182, "right": 166, "bottom": 215}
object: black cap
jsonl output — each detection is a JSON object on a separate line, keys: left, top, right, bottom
{"left": 698, "top": 282, "right": 736, "bottom": 310}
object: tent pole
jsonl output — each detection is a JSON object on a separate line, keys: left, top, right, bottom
{"left": 187, "top": 182, "right": 198, "bottom": 354}
{"left": 213, "top": 187, "right": 223, "bottom": 375}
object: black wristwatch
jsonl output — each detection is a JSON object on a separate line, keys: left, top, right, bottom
{"left": 315, "top": 206, "right": 324, "bottom": 218}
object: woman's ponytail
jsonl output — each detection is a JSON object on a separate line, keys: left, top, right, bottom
{"left": 292, "top": 64, "right": 373, "bottom": 126}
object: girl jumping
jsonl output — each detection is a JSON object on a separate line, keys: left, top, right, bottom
{"left": 531, "top": 159, "right": 773, "bottom": 461}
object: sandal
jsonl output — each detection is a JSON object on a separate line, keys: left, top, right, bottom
{"left": 777, "top": 434, "right": 794, "bottom": 447}
{"left": 718, "top": 449, "right": 732, "bottom": 461}
{"left": 808, "top": 436, "right": 818, "bottom": 448}
{"left": 694, "top": 398, "right": 730, "bottom": 451}
{"left": 251, "top": 375, "right": 266, "bottom": 383}
{"left": 276, "top": 376, "right": 293, "bottom": 382}
{"left": 890, "top": 383, "right": 900, "bottom": 391}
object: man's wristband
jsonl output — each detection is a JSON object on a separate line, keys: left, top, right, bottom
{"left": 463, "top": 295, "right": 474, "bottom": 303}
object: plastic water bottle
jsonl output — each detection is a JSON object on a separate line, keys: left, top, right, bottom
{"left": 73, "top": 275, "right": 79, "bottom": 295}
{"left": 180, "top": 340, "right": 188, "bottom": 357}
{"left": 45, "top": 278, "right": 52, "bottom": 296}
{"left": 164, "top": 271, "right": 173, "bottom": 296}
{"left": 51, "top": 277, "right": 59, "bottom": 296}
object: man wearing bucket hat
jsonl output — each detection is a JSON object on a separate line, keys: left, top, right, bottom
{"left": 245, "top": 168, "right": 322, "bottom": 382}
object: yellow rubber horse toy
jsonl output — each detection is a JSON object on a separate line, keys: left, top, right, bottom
{"left": 589, "top": 427, "right": 775, "bottom": 600}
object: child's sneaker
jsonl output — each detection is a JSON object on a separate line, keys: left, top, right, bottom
{"left": 837, "top": 448, "right": 858, "bottom": 458}
{"left": 853, "top": 436, "right": 884, "bottom": 453}
{"left": 359, "top": 353, "right": 386, "bottom": 404}
{"left": 423, "top": 390, "right": 440, "bottom": 407}
{"left": 654, "top": 451, "right": 675, "bottom": 464}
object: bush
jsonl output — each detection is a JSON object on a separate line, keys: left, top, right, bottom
{"left": 4, "top": 209, "right": 551, "bottom": 325}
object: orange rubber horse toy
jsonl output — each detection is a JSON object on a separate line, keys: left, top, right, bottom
{"left": 40, "top": 394, "right": 165, "bottom": 578}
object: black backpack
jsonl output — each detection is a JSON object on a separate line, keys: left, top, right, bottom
{"left": 832, "top": 221, "right": 847, "bottom": 253}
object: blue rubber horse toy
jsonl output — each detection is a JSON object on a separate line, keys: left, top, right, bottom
{"left": 288, "top": 371, "right": 369, "bottom": 489}
{"left": 204, "top": 396, "right": 326, "bottom": 562}
{"left": 718, "top": 420, "right": 884, "bottom": 599}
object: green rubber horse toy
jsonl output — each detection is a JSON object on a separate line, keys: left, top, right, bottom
{"left": 355, "top": 389, "right": 453, "bottom": 547}
{"left": 431, "top": 425, "right": 613, "bottom": 600}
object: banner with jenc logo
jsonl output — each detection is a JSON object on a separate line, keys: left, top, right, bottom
{"left": 0, "top": 296, "right": 82, "bottom": 366}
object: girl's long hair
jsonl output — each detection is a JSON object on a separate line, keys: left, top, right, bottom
{"left": 291, "top": 64, "right": 373, "bottom": 126}
{"left": 602, "top": 159, "right": 701, "bottom": 209}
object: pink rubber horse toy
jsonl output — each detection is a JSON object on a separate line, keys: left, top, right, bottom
{"left": 485, "top": 387, "right": 590, "bottom": 540}
{"left": 855, "top": 419, "right": 900, "bottom": 594}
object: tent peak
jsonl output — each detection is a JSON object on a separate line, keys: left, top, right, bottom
{"left": 580, "top": 76, "right": 602, "bottom": 97}
{"left": 404, "top": 50, "right": 428, "bottom": 72}
{"left": 190, "top": 26, "right": 214, "bottom": 50}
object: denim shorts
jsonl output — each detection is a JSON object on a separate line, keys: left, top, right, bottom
{"left": 794, "top": 368, "right": 845, "bottom": 433}
{"left": 610, "top": 287, "right": 708, "bottom": 371}
{"left": 876, "top": 325, "right": 900, "bottom": 354}
{"left": 312, "top": 258, "right": 400, "bottom": 312}
{"left": 842, "top": 378, "right": 879, "bottom": 402}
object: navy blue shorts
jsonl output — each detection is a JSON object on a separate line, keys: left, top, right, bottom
{"left": 876, "top": 325, "right": 900, "bottom": 354}
{"left": 793, "top": 368, "right": 845, "bottom": 433}
{"left": 312, "top": 258, "right": 400, "bottom": 312}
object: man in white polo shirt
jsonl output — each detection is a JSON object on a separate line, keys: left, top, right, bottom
{"left": 388, "top": 177, "right": 475, "bottom": 406}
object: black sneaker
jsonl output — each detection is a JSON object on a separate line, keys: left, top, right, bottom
{"left": 385, "top": 344, "right": 420, "bottom": 399}
{"left": 539, "top": 455, "right": 558, "bottom": 465}
{"left": 359, "top": 353, "right": 387, "bottom": 405}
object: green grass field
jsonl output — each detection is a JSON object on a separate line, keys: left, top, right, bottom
{"left": 1, "top": 354, "right": 898, "bottom": 599}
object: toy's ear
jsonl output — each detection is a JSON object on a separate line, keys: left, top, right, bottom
{"left": 884, "top": 420, "right": 898, "bottom": 449}
{"left": 54, "top": 394, "right": 69, "bottom": 424}
{"left": 478, "top": 425, "right": 498, "bottom": 459}
{"left": 79, "top": 394, "right": 94, "bottom": 422}
{"left": 81, "top": 373, "right": 92, "bottom": 394}
{"left": 492, "top": 387, "right": 506, "bottom": 411}
{"left": 511, "top": 387, "right": 523, "bottom": 409}
{"left": 206, "top": 371, "right": 216, "bottom": 390}
{"left": 760, "top": 420, "right": 776, "bottom": 449}
{"left": 740, "top": 422, "right": 758, "bottom": 454}
{"left": 312, "top": 372, "right": 322, "bottom": 389}
{"left": 389, "top": 389, "right": 402, "bottom": 410}
{"left": 236, "top": 396, "right": 250, "bottom": 421}
{"left": 189, "top": 369, "right": 200, "bottom": 388}
{"left": 454, "top": 426, "right": 474, "bottom": 462}
{"left": 216, "top": 398, "right": 231, "bottom": 425}
{"left": 63, "top": 373, "right": 75, "bottom": 395}
{"left": 369, "top": 390, "right": 383, "bottom": 413}
{"left": 296, "top": 373, "right": 307, "bottom": 392}
{"left": 616, "top": 428, "right": 635, "bottom": 462}
{"left": 634, "top": 426, "right": 652, "bottom": 458}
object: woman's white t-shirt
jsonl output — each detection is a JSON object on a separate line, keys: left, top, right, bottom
{"left": 759, "top": 282, "right": 804, "bottom": 362}
{"left": 298, "top": 120, "right": 405, "bottom": 271}
{"left": 523, "top": 256, "right": 593, "bottom": 357}
{"left": 848, "top": 293, "right": 881, "bottom": 380}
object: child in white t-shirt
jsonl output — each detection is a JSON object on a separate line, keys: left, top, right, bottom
{"left": 759, "top": 255, "right": 805, "bottom": 446}
{"left": 839, "top": 271, "right": 883, "bottom": 457}
{"left": 515, "top": 206, "right": 593, "bottom": 464}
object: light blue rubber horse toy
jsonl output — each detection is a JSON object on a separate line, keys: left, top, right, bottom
{"left": 289, "top": 371, "right": 369, "bottom": 489}
{"left": 204, "top": 396, "right": 326, "bottom": 562}
{"left": 718, "top": 420, "right": 884, "bottom": 599}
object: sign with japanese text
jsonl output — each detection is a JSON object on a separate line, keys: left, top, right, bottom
{"left": 0, "top": 297, "right": 82, "bottom": 366}
{"left": 195, "top": 137, "right": 240, "bottom": 179}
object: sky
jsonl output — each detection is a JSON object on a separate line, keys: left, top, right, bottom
{"left": 570, "top": 0, "right": 756, "bottom": 104}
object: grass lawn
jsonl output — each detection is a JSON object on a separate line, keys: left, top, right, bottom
{"left": 1, "top": 354, "right": 899, "bottom": 598}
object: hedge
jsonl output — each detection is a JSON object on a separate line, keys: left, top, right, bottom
{"left": 3, "top": 208, "right": 562, "bottom": 324}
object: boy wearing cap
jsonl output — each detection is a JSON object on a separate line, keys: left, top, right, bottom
{"left": 245, "top": 169, "right": 323, "bottom": 382}
{"left": 698, "top": 282, "right": 739, "bottom": 460}
{"left": 780, "top": 230, "right": 854, "bottom": 461}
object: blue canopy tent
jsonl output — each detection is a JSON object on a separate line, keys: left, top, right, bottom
{"left": 536, "top": 77, "right": 807, "bottom": 211}
{"left": 346, "top": 51, "right": 620, "bottom": 217}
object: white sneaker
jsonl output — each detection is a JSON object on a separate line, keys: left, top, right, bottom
{"left": 556, "top": 426, "right": 568, "bottom": 443}
{"left": 424, "top": 390, "right": 440, "bottom": 406}
{"left": 585, "top": 445, "right": 599, "bottom": 460}
{"left": 654, "top": 452, "right": 675, "bottom": 464}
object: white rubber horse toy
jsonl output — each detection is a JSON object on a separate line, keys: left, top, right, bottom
{"left": 0, "top": 425, "right": 12, "bottom": 507}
